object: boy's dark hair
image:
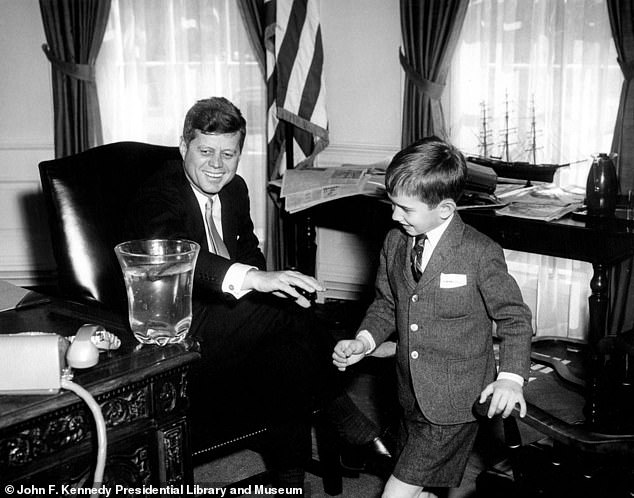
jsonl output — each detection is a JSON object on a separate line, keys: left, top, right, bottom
{"left": 182, "top": 97, "right": 247, "bottom": 150}
{"left": 385, "top": 136, "right": 467, "bottom": 207}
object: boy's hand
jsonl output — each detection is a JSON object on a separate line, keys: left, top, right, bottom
{"left": 479, "top": 378, "right": 527, "bottom": 418}
{"left": 332, "top": 339, "right": 367, "bottom": 371}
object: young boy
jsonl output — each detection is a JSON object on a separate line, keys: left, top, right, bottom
{"left": 332, "top": 137, "right": 533, "bottom": 498}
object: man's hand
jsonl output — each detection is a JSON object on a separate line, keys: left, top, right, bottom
{"left": 242, "top": 269, "right": 325, "bottom": 308}
{"left": 332, "top": 339, "right": 368, "bottom": 371}
{"left": 478, "top": 378, "right": 526, "bottom": 418}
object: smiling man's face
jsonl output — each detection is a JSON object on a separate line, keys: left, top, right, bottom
{"left": 180, "top": 129, "right": 242, "bottom": 195}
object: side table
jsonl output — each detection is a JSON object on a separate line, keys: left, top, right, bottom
{"left": 0, "top": 298, "right": 201, "bottom": 492}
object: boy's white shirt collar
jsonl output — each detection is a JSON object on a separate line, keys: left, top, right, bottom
{"left": 415, "top": 212, "right": 454, "bottom": 250}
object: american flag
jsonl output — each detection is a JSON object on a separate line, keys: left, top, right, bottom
{"left": 264, "top": 0, "right": 329, "bottom": 178}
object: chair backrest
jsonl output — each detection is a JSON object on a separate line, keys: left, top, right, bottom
{"left": 39, "top": 141, "right": 181, "bottom": 311}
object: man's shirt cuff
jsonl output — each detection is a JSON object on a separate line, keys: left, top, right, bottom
{"left": 222, "top": 263, "right": 256, "bottom": 298}
{"left": 497, "top": 371, "right": 524, "bottom": 386}
{"left": 355, "top": 330, "right": 376, "bottom": 355}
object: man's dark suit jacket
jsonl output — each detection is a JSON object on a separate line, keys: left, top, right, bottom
{"left": 126, "top": 159, "right": 264, "bottom": 281}
{"left": 125, "top": 159, "right": 267, "bottom": 350}
{"left": 125, "top": 160, "right": 325, "bottom": 465}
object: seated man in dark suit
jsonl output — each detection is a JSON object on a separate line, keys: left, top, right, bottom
{"left": 124, "top": 97, "right": 385, "bottom": 488}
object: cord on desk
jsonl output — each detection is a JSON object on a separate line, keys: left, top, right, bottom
{"left": 60, "top": 378, "right": 107, "bottom": 496}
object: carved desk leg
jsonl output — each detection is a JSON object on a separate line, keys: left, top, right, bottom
{"left": 584, "top": 262, "right": 609, "bottom": 429}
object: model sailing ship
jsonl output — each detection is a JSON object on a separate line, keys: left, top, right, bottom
{"left": 467, "top": 96, "right": 568, "bottom": 183}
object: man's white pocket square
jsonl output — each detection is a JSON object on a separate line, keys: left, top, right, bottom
{"left": 439, "top": 273, "right": 467, "bottom": 288}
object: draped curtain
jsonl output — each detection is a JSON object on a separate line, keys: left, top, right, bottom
{"left": 39, "top": 0, "right": 111, "bottom": 158}
{"left": 608, "top": 1, "right": 634, "bottom": 193}
{"left": 399, "top": 0, "right": 469, "bottom": 147}
{"left": 448, "top": 0, "right": 623, "bottom": 340}
{"left": 238, "top": 0, "right": 265, "bottom": 73}
{"left": 606, "top": 1, "right": 634, "bottom": 334}
{"left": 96, "top": 0, "right": 267, "bottom": 247}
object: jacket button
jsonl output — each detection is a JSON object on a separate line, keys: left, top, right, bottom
{"left": 410, "top": 323, "right": 418, "bottom": 332}
{"left": 411, "top": 351, "right": 419, "bottom": 359}
{"left": 411, "top": 294, "right": 418, "bottom": 302}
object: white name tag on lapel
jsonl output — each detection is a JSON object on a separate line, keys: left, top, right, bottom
{"left": 440, "top": 273, "right": 467, "bottom": 288}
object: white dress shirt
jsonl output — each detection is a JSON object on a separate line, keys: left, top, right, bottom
{"left": 191, "top": 186, "right": 254, "bottom": 299}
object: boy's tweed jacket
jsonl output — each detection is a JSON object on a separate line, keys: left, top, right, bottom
{"left": 359, "top": 214, "right": 533, "bottom": 425}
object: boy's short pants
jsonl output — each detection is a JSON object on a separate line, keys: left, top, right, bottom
{"left": 392, "top": 406, "right": 479, "bottom": 488}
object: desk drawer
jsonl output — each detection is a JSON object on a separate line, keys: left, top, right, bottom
{"left": 4, "top": 428, "right": 156, "bottom": 491}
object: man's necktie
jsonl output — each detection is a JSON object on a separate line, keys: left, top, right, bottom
{"left": 205, "top": 197, "right": 230, "bottom": 258}
{"left": 411, "top": 234, "right": 427, "bottom": 282}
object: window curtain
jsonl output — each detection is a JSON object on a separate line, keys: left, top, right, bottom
{"left": 39, "top": 0, "right": 111, "bottom": 158}
{"left": 238, "top": 0, "right": 265, "bottom": 71}
{"left": 96, "top": 0, "right": 267, "bottom": 247}
{"left": 399, "top": 0, "right": 469, "bottom": 147}
{"left": 608, "top": 0, "right": 634, "bottom": 192}
{"left": 606, "top": 1, "right": 634, "bottom": 335}
{"left": 448, "top": 0, "right": 623, "bottom": 341}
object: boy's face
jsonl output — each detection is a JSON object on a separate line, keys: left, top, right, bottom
{"left": 388, "top": 193, "right": 455, "bottom": 237}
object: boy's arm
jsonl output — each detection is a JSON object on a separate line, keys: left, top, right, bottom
{"left": 478, "top": 241, "right": 533, "bottom": 381}
{"left": 355, "top": 232, "right": 399, "bottom": 348}
{"left": 333, "top": 231, "right": 399, "bottom": 370}
{"left": 476, "top": 240, "right": 532, "bottom": 416}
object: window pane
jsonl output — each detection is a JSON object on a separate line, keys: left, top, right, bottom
{"left": 96, "top": 0, "right": 267, "bottom": 243}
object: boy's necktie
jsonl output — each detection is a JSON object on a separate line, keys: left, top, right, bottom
{"left": 411, "top": 234, "right": 427, "bottom": 282}
{"left": 205, "top": 197, "right": 230, "bottom": 258}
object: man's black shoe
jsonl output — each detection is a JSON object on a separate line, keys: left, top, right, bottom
{"left": 340, "top": 436, "right": 394, "bottom": 478}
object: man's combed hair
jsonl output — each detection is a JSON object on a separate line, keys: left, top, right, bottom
{"left": 182, "top": 97, "right": 247, "bottom": 150}
{"left": 385, "top": 136, "right": 467, "bottom": 207}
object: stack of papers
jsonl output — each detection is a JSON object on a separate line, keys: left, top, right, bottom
{"left": 495, "top": 185, "right": 585, "bottom": 221}
{"left": 0, "top": 280, "right": 30, "bottom": 312}
{"left": 280, "top": 161, "right": 389, "bottom": 213}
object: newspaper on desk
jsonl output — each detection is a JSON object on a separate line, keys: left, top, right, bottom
{"left": 280, "top": 164, "right": 387, "bottom": 213}
{"left": 495, "top": 184, "right": 585, "bottom": 221}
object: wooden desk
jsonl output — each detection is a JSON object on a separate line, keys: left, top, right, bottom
{"left": 0, "top": 298, "right": 200, "bottom": 491}
{"left": 283, "top": 195, "right": 634, "bottom": 432}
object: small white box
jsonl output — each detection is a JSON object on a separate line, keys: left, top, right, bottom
{"left": 0, "top": 333, "right": 68, "bottom": 395}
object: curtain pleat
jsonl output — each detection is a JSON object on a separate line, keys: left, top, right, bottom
{"left": 399, "top": 0, "right": 468, "bottom": 147}
{"left": 238, "top": 0, "right": 266, "bottom": 73}
{"left": 606, "top": 1, "right": 634, "bottom": 334}
{"left": 39, "top": 0, "right": 111, "bottom": 158}
{"left": 607, "top": 0, "right": 634, "bottom": 192}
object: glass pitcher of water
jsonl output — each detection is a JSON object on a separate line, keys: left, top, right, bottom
{"left": 115, "top": 239, "right": 200, "bottom": 346}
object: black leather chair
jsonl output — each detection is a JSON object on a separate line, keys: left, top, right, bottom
{"left": 38, "top": 141, "right": 180, "bottom": 311}
{"left": 38, "top": 141, "right": 343, "bottom": 494}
